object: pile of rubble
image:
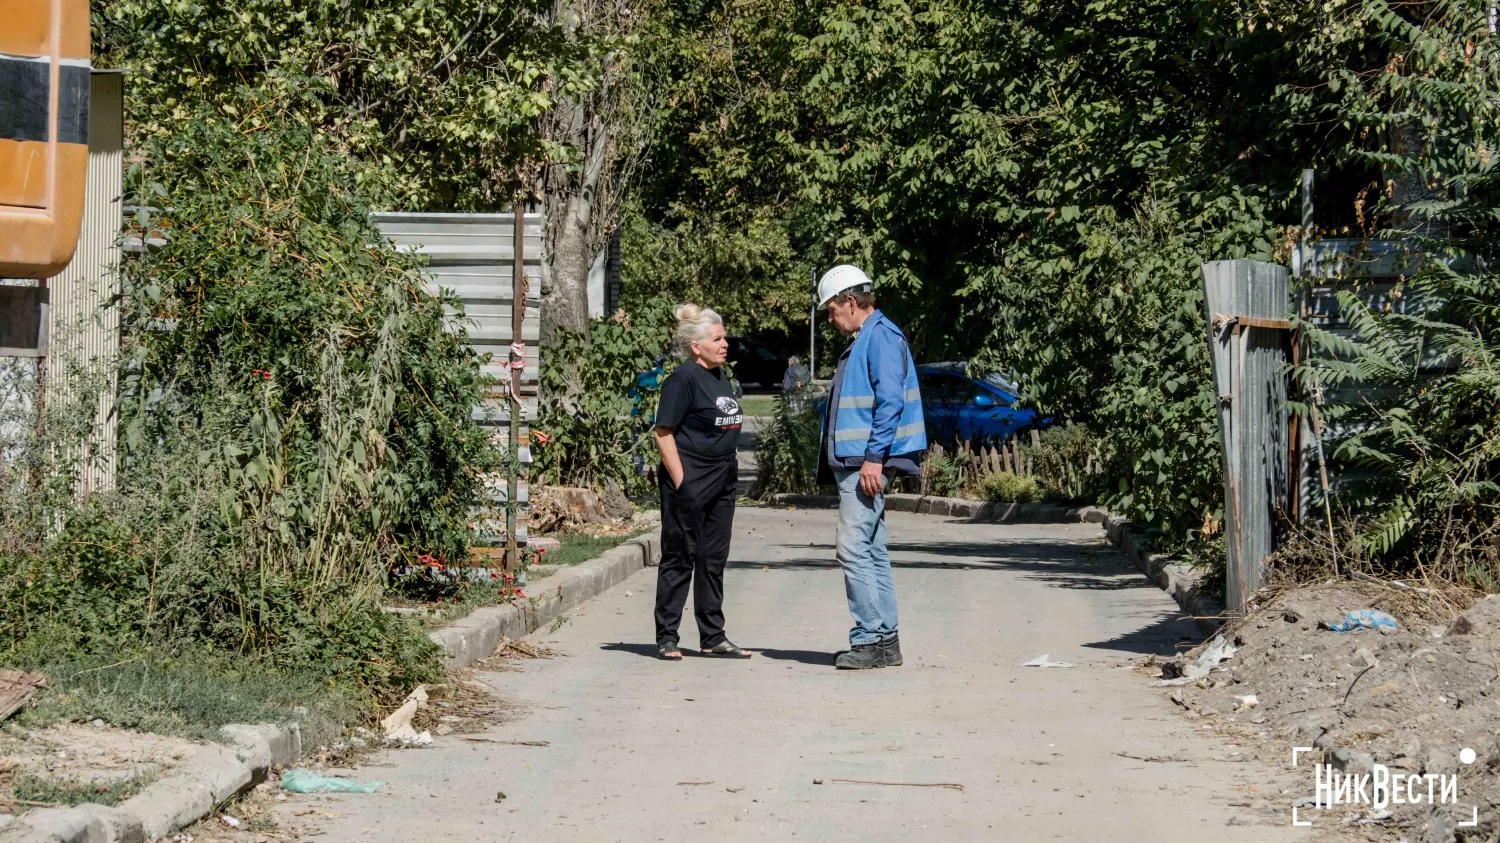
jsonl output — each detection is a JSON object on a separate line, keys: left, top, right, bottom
{"left": 1155, "top": 586, "right": 1500, "bottom": 841}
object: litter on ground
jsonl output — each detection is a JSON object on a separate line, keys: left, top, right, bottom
{"left": 280, "top": 770, "right": 384, "bottom": 794}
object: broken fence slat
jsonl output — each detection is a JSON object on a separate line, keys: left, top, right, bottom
{"left": 0, "top": 670, "right": 46, "bottom": 721}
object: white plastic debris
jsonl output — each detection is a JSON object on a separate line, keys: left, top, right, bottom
{"left": 1156, "top": 634, "right": 1238, "bottom": 686}
{"left": 219, "top": 815, "right": 241, "bottom": 828}
{"left": 382, "top": 685, "right": 429, "bottom": 744}
{"left": 1023, "top": 654, "right": 1075, "bottom": 668}
{"left": 1233, "top": 694, "right": 1259, "bottom": 709}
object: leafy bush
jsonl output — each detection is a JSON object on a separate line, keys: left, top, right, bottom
{"left": 0, "top": 115, "right": 494, "bottom": 704}
{"left": 917, "top": 446, "right": 967, "bottom": 499}
{"left": 1293, "top": 0, "right": 1500, "bottom": 593}
{"left": 1025, "top": 423, "right": 1106, "bottom": 503}
{"left": 979, "top": 471, "right": 1038, "bottom": 504}
{"left": 751, "top": 389, "right": 825, "bottom": 497}
{"left": 534, "top": 300, "right": 676, "bottom": 494}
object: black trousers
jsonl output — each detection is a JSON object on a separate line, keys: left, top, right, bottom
{"left": 655, "top": 449, "right": 737, "bottom": 647}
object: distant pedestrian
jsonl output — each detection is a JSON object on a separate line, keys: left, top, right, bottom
{"left": 651, "top": 303, "right": 751, "bottom": 660}
{"left": 816, "top": 266, "right": 926, "bottom": 669}
{"left": 782, "top": 355, "right": 810, "bottom": 411}
{"left": 782, "top": 355, "right": 810, "bottom": 392}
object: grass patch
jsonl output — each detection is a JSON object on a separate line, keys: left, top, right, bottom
{"left": 14, "top": 650, "right": 361, "bottom": 747}
{"left": 736, "top": 395, "right": 778, "bottom": 417}
{"left": 12, "top": 770, "right": 156, "bottom": 810}
{"left": 544, "top": 532, "right": 639, "bottom": 568}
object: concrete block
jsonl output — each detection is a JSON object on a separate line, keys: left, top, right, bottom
{"left": 4, "top": 804, "right": 142, "bottom": 843}
{"left": 886, "top": 495, "right": 920, "bottom": 512}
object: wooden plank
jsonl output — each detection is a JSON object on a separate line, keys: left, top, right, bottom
{"left": 0, "top": 670, "right": 45, "bottom": 721}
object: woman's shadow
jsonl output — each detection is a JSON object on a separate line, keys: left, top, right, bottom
{"left": 600, "top": 642, "right": 833, "bottom": 665}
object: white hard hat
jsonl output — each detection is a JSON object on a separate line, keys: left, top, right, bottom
{"left": 816, "top": 264, "right": 873, "bottom": 310}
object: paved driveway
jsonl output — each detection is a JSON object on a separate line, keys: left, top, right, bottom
{"left": 275, "top": 506, "right": 1309, "bottom": 842}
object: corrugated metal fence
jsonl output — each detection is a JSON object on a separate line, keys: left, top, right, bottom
{"left": 1202, "top": 259, "right": 1291, "bottom": 615}
{"left": 372, "top": 212, "right": 543, "bottom": 553}
{"left": 0, "top": 72, "right": 125, "bottom": 495}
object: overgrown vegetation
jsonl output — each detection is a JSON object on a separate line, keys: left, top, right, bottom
{"left": 750, "top": 390, "right": 824, "bottom": 497}
{"left": 13, "top": 652, "right": 359, "bottom": 745}
{"left": 533, "top": 299, "right": 676, "bottom": 494}
{"left": 1022, "top": 424, "right": 1106, "bottom": 503}
{"left": 1295, "top": 0, "right": 1500, "bottom": 593}
{"left": 0, "top": 117, "right": 497, "bottom": 717}
{"left": 630, "top": 0, "right": 1500, "bottom": 591}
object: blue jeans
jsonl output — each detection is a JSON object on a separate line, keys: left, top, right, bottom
{"left": 834, "top": 468, "right": 898, "bottom": 646}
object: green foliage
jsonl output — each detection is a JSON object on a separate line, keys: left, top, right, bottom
{"left": 620, "top": 206, "right": 813, "bottom": 337}
{"left": 1023, "top": 423, "right": 1105, "bottom": 503}
{"left": 534, "top": 299, "right": 677, "bottom": 492}
{"left": 978, "top": 471, "right": 1038, "bottom": 503}
{"left": 0, "top": 116, "right": 488, "bottom": 707}
{"left": 1295, "top": 0, "right": 1500, "bottom": 590}
{"left": 751, "top": 390, "right": 825, "bottom": 496}
{"left": 631, "top": 0, "right": 1364, "bottom": 549}
{"left": 95, "top": 0, "right": 606, "bottom": 210}
{"left": 544, "top": 532, "right": 639, "bottom": 568}
{"left": 918, "top": 447, "right": 966, "bottom": 499}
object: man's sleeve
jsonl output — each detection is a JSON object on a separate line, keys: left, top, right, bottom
{"left": 864, "top": 330, "right": 906, "bottom": 462}
{"left": 655, "top": 374, "right": 687, "bottom": 429}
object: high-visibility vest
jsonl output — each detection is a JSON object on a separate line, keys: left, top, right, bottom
{"left": 832, "top": 311, "right": 926, "bottom": 459}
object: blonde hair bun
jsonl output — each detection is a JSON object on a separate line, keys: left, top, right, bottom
{"left": 674, "top": 302, "right": 723, "bottom": 355}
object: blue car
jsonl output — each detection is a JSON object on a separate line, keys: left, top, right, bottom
{"left": 916, "top": 363, "right": 1040, "bottom": 445}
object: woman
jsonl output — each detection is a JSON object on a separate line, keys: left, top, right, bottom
{"left": 652, "top": 303, "right": 752, "bottom": 660}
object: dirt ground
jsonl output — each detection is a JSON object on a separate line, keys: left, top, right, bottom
{"left": 1153, "top": 584, "right": 1500, "bottom": 842}
{"left": 0, "top": 722, "right": 203, "bottom": 815}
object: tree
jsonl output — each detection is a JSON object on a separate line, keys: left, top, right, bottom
{"left": 96, "top": 0, "right": 597, "bottom": 211}
{"left": 539, "top": 0, "right": 653, "bottom": 341}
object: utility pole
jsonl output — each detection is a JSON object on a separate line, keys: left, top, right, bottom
{"left": 809, "top": 266, "right": 818, "bottom": 378}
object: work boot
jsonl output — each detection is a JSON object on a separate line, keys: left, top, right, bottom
{"left": 879, "top": 633, "right": 903, "bottom": 667}
{"left": 835, "top": 642, "right": 882, "bottom": 670}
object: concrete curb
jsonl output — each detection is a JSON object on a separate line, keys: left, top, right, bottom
{"left": 429, "top": 529, "right": 662, "bottom": 669}
{"left": 764, "top": 494, "right": 1223, "bottom": 634}
{"left": 1, "top": 530, "right": 663, "bottom": 843}
{"left": 4, "top": 723, "right": 302, "bottom": 843}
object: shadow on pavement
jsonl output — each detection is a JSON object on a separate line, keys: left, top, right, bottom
{"left": 1081, "top": 613, "right": 1205, "bottom": 656}
{"left": 730, "top": 542, "right": 1145, "bottom": 593}
{"left": 750, "top": 648, "right": 836, "bottom": 666}
{"left": 600, "top": 642, "right": 662, "bottom": 659}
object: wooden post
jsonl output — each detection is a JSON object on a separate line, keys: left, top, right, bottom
{"left": 506, "top": 198, "right": 525, "bottom": 574}
{"left": 1202, "top": 260, "right": 1290, "bottom": 615}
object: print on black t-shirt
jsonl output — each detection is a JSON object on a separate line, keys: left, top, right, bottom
{"left": 654, "top": 362, "right": 742, "bottom": 458}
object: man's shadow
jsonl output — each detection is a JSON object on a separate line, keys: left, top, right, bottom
{"left": 751, "top": 648, "right": 835, "bottom": 666}
{"left": 600, "top": 642, "right": 834, "bottom": 666}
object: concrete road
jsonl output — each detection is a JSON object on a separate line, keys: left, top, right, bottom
{"left": 279, "top": 507, "right": 1310, "bottom": 842}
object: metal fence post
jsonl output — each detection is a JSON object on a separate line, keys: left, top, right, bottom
{"left": 1201, "top": 259, "right": 1291, "bottom": 614}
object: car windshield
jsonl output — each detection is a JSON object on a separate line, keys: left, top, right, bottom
{"left": 980, "top": 372, "right": 1020, "bottom": 396}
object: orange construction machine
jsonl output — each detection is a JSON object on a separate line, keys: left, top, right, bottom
{"left": 1, "top": 0, "right": 91, "bottom": 279}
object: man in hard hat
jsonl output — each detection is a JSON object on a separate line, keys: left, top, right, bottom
{"left": 816, "top": 265, "right": 926, "bottom": 669}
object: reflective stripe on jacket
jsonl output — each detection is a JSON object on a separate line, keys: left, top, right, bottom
{"left": 830, "top": 310, "right": 926, "bottom": 461}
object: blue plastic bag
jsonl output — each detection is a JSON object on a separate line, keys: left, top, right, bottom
{"left": 1327, "top": 609, "right": 1399, "bottom": 633}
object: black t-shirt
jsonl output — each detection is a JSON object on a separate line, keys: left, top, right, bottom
{"left": 655, "top": 362, "right": 742, "bottom": 458}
